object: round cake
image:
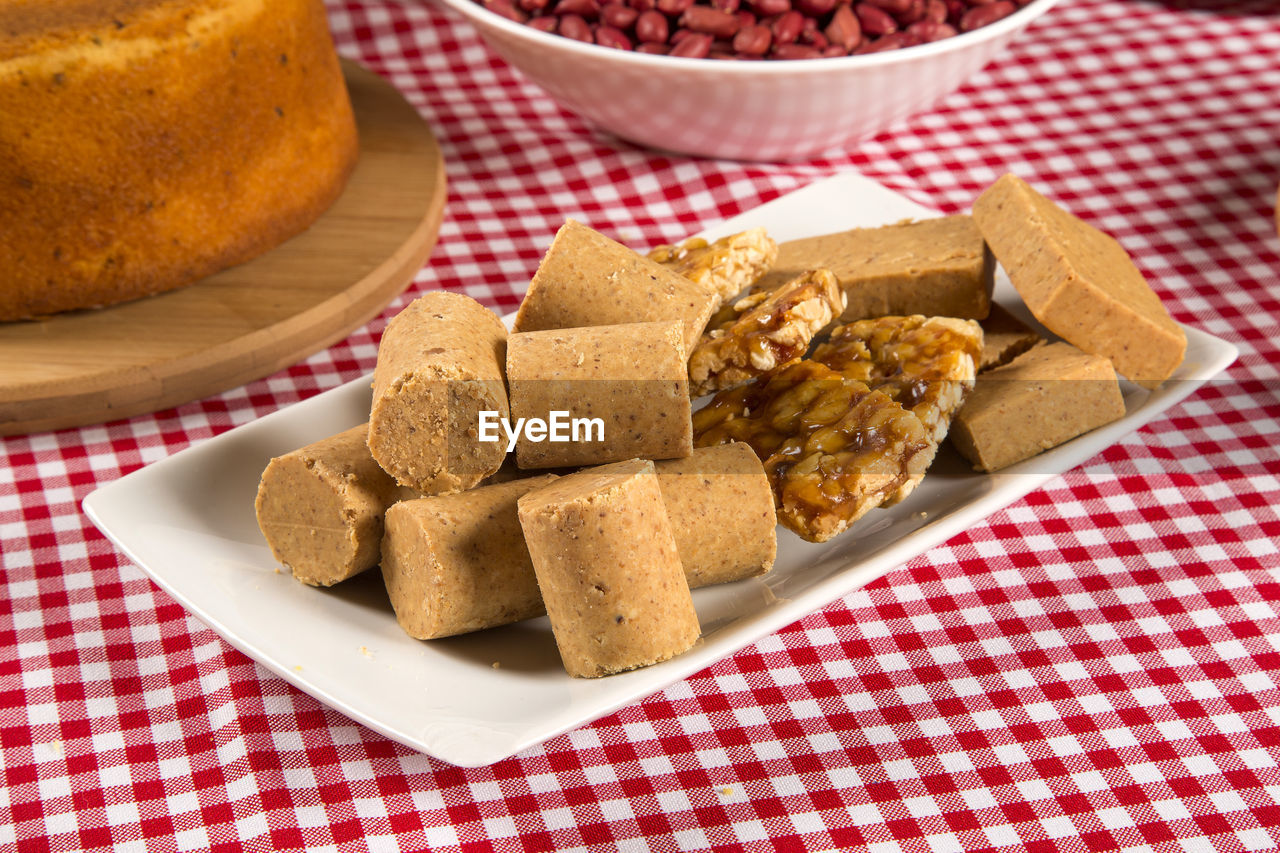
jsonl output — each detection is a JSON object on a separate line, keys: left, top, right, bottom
{"left": 0, "top": 0, "right": 359, "bottom": 320}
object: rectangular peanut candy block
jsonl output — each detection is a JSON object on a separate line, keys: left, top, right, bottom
{"left": 973, "top": 174, "right": 1185, "bottom": 388}
{"left": 978, "top": 303, "right": 1043, "bottom": 372}
{"left": 751, "top": 216, "right": 993, "bottom": 322}
{"left": 949, "top": 341, "right": 1127, "bottom": 472}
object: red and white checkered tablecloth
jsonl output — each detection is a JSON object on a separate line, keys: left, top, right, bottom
{"left": 4, "top": 0, "right": 1280, "bottom": 849}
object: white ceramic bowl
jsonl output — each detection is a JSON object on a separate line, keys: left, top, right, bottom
{"left": 431, "top": 0, "right": 1062, "bottom": 160}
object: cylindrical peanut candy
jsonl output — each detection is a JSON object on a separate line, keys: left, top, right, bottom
{"left": 369, "top": 291, "right": 509, "bottom": 494}
{"left": 512, "top": 219, "right": 719, "bottom": 355}
{"left": 517, "top": 459, "right": 700, "bottom": 678}
{"left": 255, "top": 424, "right": 415, "bottom": 587}
{"left": 654, "top": 443, "right": 777, "bottom": 588}
{"left": 381, "top": 475, "right": 557, "bottom": 640}
{"left": 381, "top": 447, "right": 775, "bottom": 641}
{"left": 506, "top": 321, "right": 693, "bottom": 469}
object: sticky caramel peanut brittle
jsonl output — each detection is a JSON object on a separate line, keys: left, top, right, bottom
{"left": 649, "top": 227, "right": 778, "bottom": 303}
{"left": 687, "top": 269, "right": 846, "bottom": 397}
{"left": 693, "top": 360, "right": 931, "bottom": 543}
{"left": 813, "top": 315, "right": 983, "bottom": 441}
{"left": 812, "top": 314, "right": 983, "bottom": 504}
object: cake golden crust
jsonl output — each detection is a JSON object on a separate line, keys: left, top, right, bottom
{"left": 0, "top": 0, "right": 358, "bottom": 320}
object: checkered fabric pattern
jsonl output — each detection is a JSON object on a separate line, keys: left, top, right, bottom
{"left": 4, "top": 0, "right": 1280, "bottom": 849}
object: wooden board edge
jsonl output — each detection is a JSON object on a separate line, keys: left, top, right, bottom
{"left": 0, "top": 63, "right": 446, "bottom": 437}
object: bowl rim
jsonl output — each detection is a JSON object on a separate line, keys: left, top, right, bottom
{"left": 431, "top": 0, "right": 1064, "bottom": 74}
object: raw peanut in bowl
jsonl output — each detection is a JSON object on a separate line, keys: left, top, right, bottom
{"left": 472, "top": 0, "right": 1036, "bottom": 60}
{"left": 433, "top": 0, "right": 1063, "bottom": 159}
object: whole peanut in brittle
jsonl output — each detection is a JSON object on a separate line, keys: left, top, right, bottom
{"left": 693, "top": 359, "right": 931, "bottom": 543}
{"left": 811, "top": 314, "right": 983, "bottom": 504}
{"left": 687, "top": 269, "right": 846, "bottom": 397}
{"left": 649, "top": 227, "right": 778, "bottom": 304}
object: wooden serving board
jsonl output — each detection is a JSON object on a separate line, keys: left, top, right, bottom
{"left": 0, "top": 60, "right": 446, "bottom": 436}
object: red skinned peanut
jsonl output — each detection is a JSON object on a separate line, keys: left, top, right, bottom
{"left": 595, "top": 23, "right": 633, "bottom": 47}
{"left": 960, "top": 0, "right": 1015, "bottom": 30}
{"left": 895, "top": 0, "right": 926, "bottom": 25}
{"left": 657, "top": 0, "right": 694, "bottom": 14}
{"left": 771, "top": 10, "right": 805, "bottom": 42}
{"left": 906, "top": 18, "right": 955, "bottom": 40}
{"left": 558, "top": 13, "right": 594, "bottom": 39}
{"left": 679, "top": 5, "right": 741, "bottom": 37}
{"left": 864, "top": 0, "right": 912, "bottom": 13}
{"left": 751, "top": 0, "right": 791, "bottom": 14}
{"left": 772, "top": 43, "right": 821, "bottom": 58}
{"left": 668, "top": 30, "right": 714, "bottom": 55}
{"left": 733, "top": 23, "right": 773, "bottom": 54}
{"left": 854, "top": 2, "right": 897, "bottom": 35}
{"left": 825, "top": 5, "right": 862, "bottom": 51}
{"left": 635, "top": 9, "right": 670, "bottom": 41}
{"left": 484, "top": 0, "right": 529, "bottom": 22}
{"left": 554, "top": 0, "right": 600, "bottom": 17}
{"left": 600, "top": 2, "right": 639, "bottom": 26}
{"left": 796, "top": 0, "right": 837, "bottom": 15}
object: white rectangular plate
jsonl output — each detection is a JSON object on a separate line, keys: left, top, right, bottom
{"left": 85, "top": 173, "right": 1237, "bottom": 767}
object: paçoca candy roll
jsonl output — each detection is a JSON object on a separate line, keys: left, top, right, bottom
{"left": 383, "top": 446, "right": 778, "bottom": 642}
{"left": 654, "top": 443, "right": 777, "bottom": 588}
{"left": 368, "top": 291, "right": 509, "bottom": 494}
{"left": 505, "top": 321, "right": 692, "bottom": 469}
{"left": 380, "top": 475, "right": 557, "bottom": 640}
{"left": 517, "top": 459, "right": 700, "bottom": 679}
{"left": 513, "top": 219, "right": 719, "bottom": 354}
{"left": 255, "top": 424, "right": 416, "bottom": 587}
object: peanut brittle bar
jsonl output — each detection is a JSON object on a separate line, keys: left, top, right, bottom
{"left": 811, "top": 314, "right": 983, "bottom": 504}
{"left": 687, "top": 269, "right": 846, "bottom": 397}
{"left": 649, "top": 227, "right": 778, "bottom": 303}
{"left": 693, "top": 360, "right": 931, "bottom": 543}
